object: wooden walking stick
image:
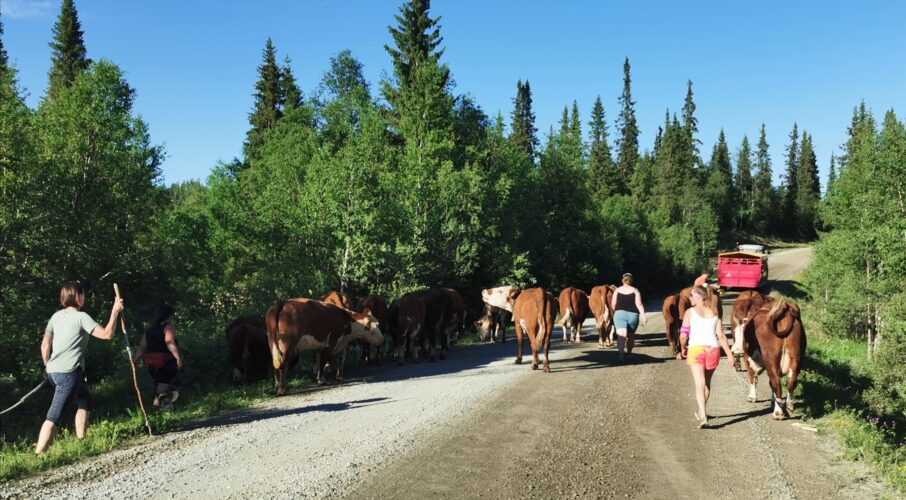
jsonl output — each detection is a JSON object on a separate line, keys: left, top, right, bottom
{"left": 114, "top": 283, "right": 153, "bottom": 437}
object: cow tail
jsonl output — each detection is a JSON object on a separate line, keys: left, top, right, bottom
{"left": 767, "top": 299, "right": 796, "bottom": 339}
{"left": 266, "top": 300, "right": 287, "bottom": 369}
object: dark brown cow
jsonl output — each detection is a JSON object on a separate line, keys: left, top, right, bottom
{"left": 225, "top": 316, "right": 271, "bottom": 383}
{"left": 266, "top": 298, "right": 383, "bottom": 395}
{"left": 742, "top": 298, "right": 806, "bottom": 419}
{"left": 730, "top": 290, "right": 768, "bottom": 361}
{"left": 661, "top": 294, "right": 682, "bottom": 359}
{"left": 588, "top": 285, "right": 615, "bottom": 348}
{"left": 357, "top": 294, "right": 391, "bottom": 365}
{"left": 475, "top": 302, "right": 512, "bottom": 343}
{"left": 316, "top": 291, "right": 353, "bottom": 377}
{"left": 511, "top": 287, "right": 557, "bottom": 372}
{"left": 557, "top": 287, "right": 589, "bottom": 343}
{"left": 389, "top": 293, "right": 426, "bottom": 364}
{"left": 440, "top": 288, "right": 465, "bottom": 347}
{"left": 406, "top": 289, "right": 456, "bottom": 361}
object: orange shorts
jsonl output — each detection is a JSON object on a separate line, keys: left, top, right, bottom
{"left": 686, "top": 345, "right": 720, "bottom": 370}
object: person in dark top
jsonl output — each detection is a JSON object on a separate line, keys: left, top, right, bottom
{"left": 610, "top": 273, "right": 648, "bottom": 362}
{"left": 134, "top": 304, "right": 183, "bottom": 409}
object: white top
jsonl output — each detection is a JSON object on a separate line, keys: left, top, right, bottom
{"left": 688, "top": 308, "right": 720, "bottom": 348}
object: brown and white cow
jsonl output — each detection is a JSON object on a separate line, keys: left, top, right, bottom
{"left": 589, "top": 285, "right": 615, "bottom": 348}
{"left": 661, "top": 294, "right": 682, "bottom": 359}
{"left": 475, "top": 302, "right": 512, "bottom": 343}
{"left": 225, "top": 316, "right": 271, "bottom": 383}
{"left": 319, "top": 290, "right": 351, "bottom": 309}
{"left": 730, "top": 290, "right": 768, "bottom": 360}
{"left": 357, "top": 294, "right": 391, "bottom": 365}
{"left": 557, "top": 287, "right": 589, "bottom": 343}
{"left": 403, "top": 289, "right": 458, "bottom": 361}
{"left": 316, "top": 290, "right": 354, "bottom": 377}
{"left": 511, "top": 287, "right": 557, "bottom": 372}
{"left": 389, "top": 293, "right": 426, "bottom": 364}
{"left": 742, "top": 298, "right": 806, "bottom": 419}
{"left": 265, "top": 298, "right": 383, "bottom": 395}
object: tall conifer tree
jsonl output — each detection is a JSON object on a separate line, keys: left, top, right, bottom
{"left": 682, "top": 80, "right": 701, "bottom": 166}
{"left": 0, "top": 12, "right": 8, "bottom": 72}
{"left": 616, "top": 57, "right": 639, "bottom": 187}
{"left": 244, "top": 38, "right": 283, "bottom": 161}
{"left": 795, "top": 131, "right": 820, "bottom": 238}
{"left": 734, "top": 135, "right": 754, "bottom": 231}
{"left": 826, "top": 154, "right": 837, "bottom": 199}
{"left": 752, "top": 124, "right": 774, "bottom": 234}
{"left": 281, "top": 56, "right": 302, "bottom": 112}
{"left": 47, "top": 0, "right": 90, "bottom": 99}
{"left": 705, "top": 130, "right": 733, "bottom": 230}
{"left": 509, "top": 80, "right": 538, "bottom": 164}
{"left": 588, "top": 95, "right": 621, "bottom": 198}
{"left": 781, "top": 123, "right": 800, "bottom": 236}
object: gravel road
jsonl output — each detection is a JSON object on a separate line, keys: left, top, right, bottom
{"left": 2, "top": 247, "right": 891, "bottom": 499}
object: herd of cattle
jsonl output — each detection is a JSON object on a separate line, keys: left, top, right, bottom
{"left": 224, "top": 283, "right": 806, "bottom": 419}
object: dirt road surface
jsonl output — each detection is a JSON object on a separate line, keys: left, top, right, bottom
{"left": 3, "top": 247, "right": 892, "bottom": 499}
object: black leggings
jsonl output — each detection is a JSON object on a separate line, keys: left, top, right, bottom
{"left": 46, "top": 369, "right": 92, "bottom": 424}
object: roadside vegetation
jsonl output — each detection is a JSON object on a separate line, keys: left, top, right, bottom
{"left": 0, "top": 0, "right": 901, "bottom": 488}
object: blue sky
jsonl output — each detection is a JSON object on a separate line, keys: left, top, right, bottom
{"left": 3, "top": 0, "right": 905, "bottom": 185}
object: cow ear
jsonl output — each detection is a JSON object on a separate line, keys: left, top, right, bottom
{"left": 507, "top": 288, "right": 518, "bottom": 303}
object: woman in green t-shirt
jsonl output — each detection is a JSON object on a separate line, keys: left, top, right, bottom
{"left": 36, "top": 282, "right": 123, "bottom": 454}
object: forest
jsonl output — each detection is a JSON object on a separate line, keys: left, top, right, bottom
{"left": 0, "top": 0, "right": 902, "bottom": 454}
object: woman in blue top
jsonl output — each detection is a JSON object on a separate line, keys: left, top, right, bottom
{"left": 36, "top": 282, "right": 123, "bottom": 454}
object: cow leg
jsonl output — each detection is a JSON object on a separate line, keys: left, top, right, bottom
{"left": 785, "top": 353, "right": 801, "bottom": 414}
{"left": 542, "top": 325, "right": 551, "bottom": 373}
{"left": 765, "top": 362, "right": 786, "bottom": 420}
{"left": 561, "top": 321, "right": 569, "bottom": 343}
{"left": 335, "top": 349, "right": 346, "bottom": 382}
{"left": 316, "top": 350, "right": 329, "bottom": 385}
{"left": 514, "top": 320, "right": 525, "bottom": 365}
{"left": 410, "top": 332, "right": 421, "bottom": 363}
{"left": 745, "top": 353, "right": 761, "bottom": 402}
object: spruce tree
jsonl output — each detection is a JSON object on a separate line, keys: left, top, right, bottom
{"left": 705, "top": 129, "right": 733, "bottom": 230}
{"left": 752, "top": 124, "right": 774, "bottom": 234}
{"left": 47, "top": 0, "right": 90, "bottom": 100}
{"left": 682, "top": 80, "right": 701, "bottom": 165}
{"left": 826, "top": 154, "right": 837, "bottom": 199}
{"left": 616, "top": 57, "right": 639, "bottom": 188}
{"left": 734, "top": 135, "right": 754, "bottom": 231}
{"left": 244, "top": 38, "right": 283, "bottom": 161}
{"left": 509, "top": 80, "right": 538, "bottom": 164}
{"left": 795, "top": 131, "right": 820, "bottom": 239}
{"left": 281, "top": 56, "right": 302, "bottom": 112}
{"left": 781, "top": 123, "right": 800, "bottom": 236}
{"left": 0, "top": 11, "right": 8, "bottom": 72}
{"left": 588, "top": 95, "right": 621, "bottom": 199}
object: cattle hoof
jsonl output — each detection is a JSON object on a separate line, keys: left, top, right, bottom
{"left": 675, "top": 353, "right": 684, "bottom": 360}
{"left": 543, "top": 365, "right": 550, "bottom": 373}
{"left": 531, "top": 363, "right": 538, "bottom": 370}
{"left": 786, "top": 401, "right": 795, "bottom": 413}
{"left": 747, "top": 396, "right": 757, "bottom": 403}
{"left": 773, "top": 412, "right": 786, "bottom": 421}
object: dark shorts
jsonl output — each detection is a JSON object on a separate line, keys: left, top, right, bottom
{"left": 46, "top": 369, "right": 92, "bottom": 424}
{"left": 148, "top": 358, "right": 178, "bottom": 386}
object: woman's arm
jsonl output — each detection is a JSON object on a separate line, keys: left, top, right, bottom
{"left": 164, "top": 325, "right": 183, "bottom": 369}
{"left": 680, "top": 310, "right": 692, "bottom": 354}
{"left": 635, "top": 290, "right": 646, "bottom": 323}
{"left": 716, "top": 320, "right": 737, "bottom": 366}
{"left": 610, "top": 290, "right": 617, "bottom": 310}
{"left": 91, "top": 298, "right": 124, "bottom": 340}
{"left": 41, "top": 332, "right": 53, "bottom": 366}
{"left": 133, "top": 334, "right": 147, "bottom": 364}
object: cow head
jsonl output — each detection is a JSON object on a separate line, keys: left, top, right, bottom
{"left": 475, "top": 312, "right": 494, "bottom": 342}
{"left": 351, "top": 308, "right": 384, "bottom": 346}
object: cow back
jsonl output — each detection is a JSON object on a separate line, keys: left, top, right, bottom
{"left": 319, "top": 290, "right": 351, "bottom": 309}
{"left": 358, "top": 294, "right": 390, "bottom": 330}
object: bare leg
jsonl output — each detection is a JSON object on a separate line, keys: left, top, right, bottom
{"left": 75, "top": 409, "right": 89, "bottom": 439}
{"left": 704, "top": 368, "right": 716, "bottom": 406}
{"left": 35, "top": 420, "right": 57, "bottom": 454}
{"left": 690, "top": 364, "right": 708, "bottom": 427}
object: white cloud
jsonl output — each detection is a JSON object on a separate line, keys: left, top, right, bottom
{"left": 1, "top": 0, "right": 54, "bottom": 19}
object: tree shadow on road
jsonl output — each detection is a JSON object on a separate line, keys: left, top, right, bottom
{"left": 185, "top": 397, "right": 393, "bottom": 430}
{"left": 764, "top": 279, "right": 809, "bottom": 300}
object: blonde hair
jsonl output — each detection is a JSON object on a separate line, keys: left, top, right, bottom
{"left": 691, "top": 285, "right": 718, "bottom": 315}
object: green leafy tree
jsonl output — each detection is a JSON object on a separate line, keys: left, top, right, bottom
{"left": 47, "top": 0, "right": 90, "bottom": 99}
{"left": 734, "top": 135, "right": 754, "bottom": 232}
{"left": 244, "top": 38, "right": 283, "bottom": 161}
{"left": 588, "top": 95, "right": 621, "bottom": 199}
{"left": 616, "top": 57, "right": 639, "bottom": 189}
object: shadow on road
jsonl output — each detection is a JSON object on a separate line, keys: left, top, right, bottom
{"left": 707, "top": 406, "right": 773, "bottom": 429}
{"left": 186, "top": 397, "right": 393, "bottom": 430}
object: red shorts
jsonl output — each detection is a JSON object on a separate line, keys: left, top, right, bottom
{"left": 686, "top": 345, "right": 720, "bottom": 370}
